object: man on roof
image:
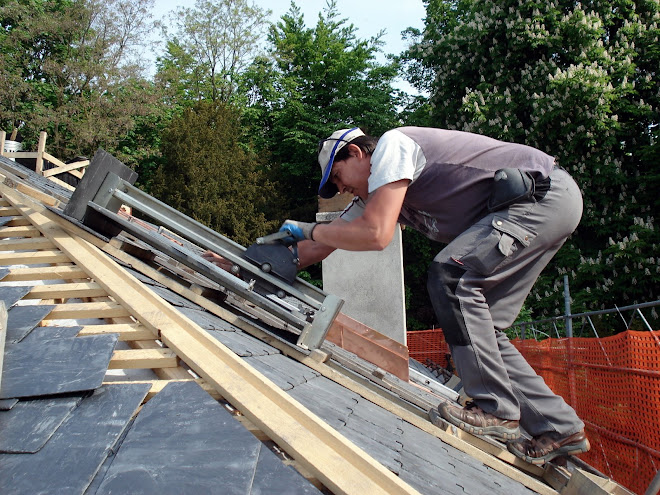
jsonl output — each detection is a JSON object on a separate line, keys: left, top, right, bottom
{"left": 281, "top": 126, "right": 590, "bottom": 465}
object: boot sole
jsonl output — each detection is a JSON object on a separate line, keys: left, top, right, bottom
{"left": 431, "top": 406, "right": 520, "bottom": 442}
{"left": 508, "top": 438, "right": 591, "bottom": 465}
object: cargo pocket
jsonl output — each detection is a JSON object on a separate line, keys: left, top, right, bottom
{"left": 457, "top": 216, "right": 536, "bottom": 275}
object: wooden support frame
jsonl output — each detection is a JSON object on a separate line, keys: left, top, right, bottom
{"left": 0, "top": 183, "right": 422, "bottom": 495}
{"left": 0, "top": 130, "right": 88, "bottom": 181}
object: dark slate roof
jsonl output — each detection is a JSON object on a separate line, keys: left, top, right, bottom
{"left": 0, "top": 154, "right": 542, "bottom": 494}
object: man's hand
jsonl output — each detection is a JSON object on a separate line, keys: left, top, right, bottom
{"left": 280, "top": 220, "right": 317, "bottom": 242}
{"left": 201, "top": 250, "right": 238, "bottom": 276}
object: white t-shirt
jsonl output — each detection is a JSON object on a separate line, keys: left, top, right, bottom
{"left": 342, "top": 129, "right": 426, "bottom": 222}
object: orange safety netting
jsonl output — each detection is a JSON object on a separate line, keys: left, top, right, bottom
{"left": 407, "top": 328, "right": 660, "bottom": 495}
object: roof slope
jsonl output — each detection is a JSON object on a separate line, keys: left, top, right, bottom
{"left": 0, "top": 155, "right": 560, "bottom": 494}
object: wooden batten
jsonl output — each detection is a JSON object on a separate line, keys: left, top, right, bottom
{"left": 0, "top": 225, "right": 42, "bottom": 238}
{"left": 44, "top": 301, "right": 131, "bottom": 320}
{"left": 25, "top": 282, "right": 107, "bottom": 300}
{"left": 109, "top": 348, "right": 179, "bottom": 370}
{"left": 78, "top": 323, "right": 154, "bottom": 341}
{"left": 5, "top": 265, "right": 88, "bottom": 282}
{"left": 0, "top": 249, "right": 71, "bottom": 266}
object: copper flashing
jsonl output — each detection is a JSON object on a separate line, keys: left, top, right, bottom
{"left": 325, "top": 312, "right": 410, "bottom": 381}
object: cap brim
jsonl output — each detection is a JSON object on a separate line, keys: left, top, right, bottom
{"left": 318, "top": 180, "right": 338, "bottom": 199}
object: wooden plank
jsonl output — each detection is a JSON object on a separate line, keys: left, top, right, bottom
{"left": 1, "top": 173, "right": 66, "bottom": 206}
{"left": 3, "top": 216, "right": 30, "bottom": 227}
{"left": 0, "top": 225, "right": 42, "bottom": 238}
{"left": 25, "top": 282, "right": 107, "bottom": 300}
{"left": 46, "top": 175, "right": 75, "bottom": 191}
{"left": 0, "top": 237, "right": 55, "bottom": 251}
{"left": 109, "top": 348, "right": 178, "bottom": 369}
{"left": 104, "top": 315, "right": 197, "bottom": 382}
{"left": 1, "top": 152, "right": 38, "bottom": 159}
{"left": 0, "top": 206, "right": 19, "bottom": 216}
{"left": 0, "top": 249, "right": 71, "bottom": 265}
{"left": 562, "top": 468, "right": 634, "bottom": 495}
{"left": 35, "top": 131, "right": 46, "bottom": 175}
{"left": 5, "top": 265, "right": 88, "bottom": 282}
{"left": 2, "top": 186, "right": 422, "bottom": 495}
{"left": 78, "top": 323, "right": 154, "bottom": 341}
{"left": 45, "top": 301, "right": 130, "bottom": 320}
{"left": 41, "top": 153, "right": 88, "bottom": 178}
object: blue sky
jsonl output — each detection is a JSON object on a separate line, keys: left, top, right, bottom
{"left": 150, "top": 0, "right": 427, "bottom": 92}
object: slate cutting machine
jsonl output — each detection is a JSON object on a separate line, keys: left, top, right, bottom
{"left": 62, "top": 149, "right": 343, "bottom": 351}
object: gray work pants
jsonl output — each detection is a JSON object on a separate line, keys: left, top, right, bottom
{"left": 428, "top": 168, "right": 584, "bottom": 437}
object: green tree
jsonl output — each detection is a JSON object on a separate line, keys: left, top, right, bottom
{"left": 151, "top": 100, "right": 279, "bottom": 246}
{"left": 240, "top": 1, "right": 402, "bottom": 221}
{"left": 157, "top": 0, "right": 271, "bottom": 104}
{"left": 403, "top": 0, "right": 660, "bottom": 330}
{"left": 0, "top": 0, "right": 162, "bottom": 168}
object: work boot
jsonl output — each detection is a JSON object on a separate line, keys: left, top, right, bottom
{"left": 507, "top": 430, "right": 590, "bottom": 465}
{"left": 435, "top": 401, "right": 520, "bottom": 442}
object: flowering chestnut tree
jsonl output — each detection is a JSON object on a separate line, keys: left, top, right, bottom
{"left": 402, "top": 0, "right": 659, "bottom": 329}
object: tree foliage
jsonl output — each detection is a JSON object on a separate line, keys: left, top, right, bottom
{"left": 239, "top": 1, "right": 402, "bottom": 221}
{"left": 157, "top": 0, "right": 271, "bottom": 104}
{"left": 403, "top": 0, "right": 660, "bottom": 330}
{"left": 151, "top": 100, "right": 279, "bottom": 246}
{"left": 0, "top": 0, "right": 163, "bottom": 167}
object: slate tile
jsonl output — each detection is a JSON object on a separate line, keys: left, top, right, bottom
{"left": 0, "top": 398, "right": 18, "bottom": 410}
{"left": 0, "top": 384, "right": 149, "bottom": 495}
{"left": 0, "top": 395, "right": 83, "bottom": 453}
{"left": 251, "top": 443, "right": 322, "bottom": 494}
{"left": 243, "top": 353, "right": 319, "bottom": 391}
{"left": 6, "top": 304, "right": 55, "bottom": 343}
{"left": 344, "top": 412, "right": 403, "bottom": 454}
{"left": 398, "top": 460, "right": 466, "bottom": 495}
{"left": 398, "top": 421, "right": 535, "bottom": 494}
{"left": 339, "top": 424, "right": 402, "bottom": 474}
{"left": 287, "top": 376, "right": 360, "bottom": 428}
{"left": 94, "top": 381, "right": 319, "bottom": 495}
{"left": 119, "top": 265, "right": 165, "bottom": 288}
{"left": 0, "top": 285, "right": 33, "bottom": 308}
{"left": 20, "top": 325, "right": 82, "bottom": 343}
{"left": 148, "top": 284, "right": 204, "bottom": 310}
{"left": 399, "top": 419, "right": 483, "bottom": 470}
{"left": 0, "top": 334, "right": 118, "bottom": 399}
{"left": 177, "top": 306, "right": 238, "bottom": 331}
{"left": 208, "top": 329, "right": 279, "bottom": 357}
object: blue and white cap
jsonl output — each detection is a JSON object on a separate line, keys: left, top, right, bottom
{"left": 317, "top": 127, "right": 364, "bottom": 199}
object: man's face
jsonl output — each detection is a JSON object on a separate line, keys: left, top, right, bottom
{"left": 329, "top": 146, "right": 370, "bottom": 200}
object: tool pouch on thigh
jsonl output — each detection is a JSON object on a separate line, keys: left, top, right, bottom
{"left": 487, "top": 168, "right": 535, "bottom": 212}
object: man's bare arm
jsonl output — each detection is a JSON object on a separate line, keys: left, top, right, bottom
{"left": 311, "top": 179, "right": 409, "bottom": 251}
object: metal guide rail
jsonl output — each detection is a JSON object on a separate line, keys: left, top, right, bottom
{"left": 62, "top": 150, "right": 343, "bottom": 350}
